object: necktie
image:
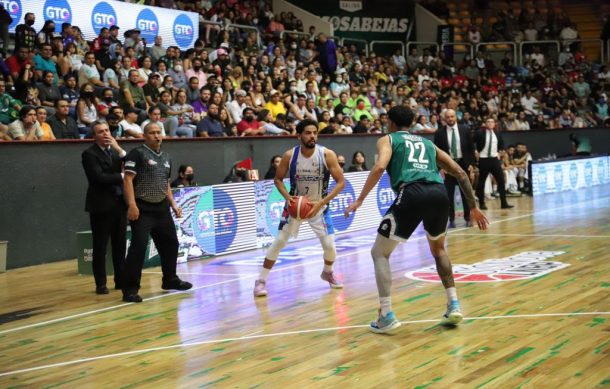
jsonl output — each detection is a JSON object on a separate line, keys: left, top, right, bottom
{"left": 487, "top": 131, "right": 493, "bottom": 157}
{"left": 450, "top": 127, "right": 458, "bottom": 159}
{"left": 105, "top": 148, "right": 112, "bottom": 159}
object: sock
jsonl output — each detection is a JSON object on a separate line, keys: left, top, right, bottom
{"left": 323, "top": 263, "right": 333, "bottom": 272}
{"left": 380, "top": 297, "right": 392, "bottom": 316}
{"left": 259, "top": 267, "right": 271, "bottom": 281}
{"left": 446, "top": 287, "right": 458, "bottom": 303}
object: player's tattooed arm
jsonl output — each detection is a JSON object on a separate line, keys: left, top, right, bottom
{"left": 435, "top": 146, "right": 479, "bottom": 210}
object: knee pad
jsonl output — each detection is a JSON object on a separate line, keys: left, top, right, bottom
{"left": 265, "top": 229, "right": 290, "bottom": 261}
{"left": 320, "top": 234, "right": 336, "bottom": 262}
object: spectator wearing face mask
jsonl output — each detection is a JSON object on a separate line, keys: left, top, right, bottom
{"left": 168, "top": 59, "right": 187, "bottom": 89}
{"left": 171, "top": 165, "right": 197, "bottom": 188}
{"left": 352, "top": 99, "right": 374, "bottom": 123}
{"left": 237, "top": 107, "right": 265, "bottom": 136}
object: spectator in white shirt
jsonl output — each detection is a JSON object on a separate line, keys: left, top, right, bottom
{"left": 520, "top": 90, "right": 540, "bottom": 117}
{"left": 226, "top": 89, "right": 248, "bottom": 124}
{"left": 523, "top": 22, "right": 538, "bottom": 41}
{"left": 529, "top": 46, "right": 545, "bottom": 67}
{"left": 118, "top": 107, "right": 143, "bottom": 138}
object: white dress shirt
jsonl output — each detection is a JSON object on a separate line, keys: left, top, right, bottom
{"left": 446, "top": 125, "right": 462, "bottom": 159}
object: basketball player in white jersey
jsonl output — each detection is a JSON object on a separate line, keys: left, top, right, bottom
{"left": 254, "top": 119, "right": 346, "bottom": 297}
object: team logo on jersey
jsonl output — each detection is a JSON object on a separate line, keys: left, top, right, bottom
{"left": 147, "top": 159, "right": 157, "bottom": 166}
{"left": 405, "top": 251, "right": 569, "bottom": 282}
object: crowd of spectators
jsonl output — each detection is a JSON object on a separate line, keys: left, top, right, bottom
{"left": 0, "top": 0, "right": 609, "bottom": 143}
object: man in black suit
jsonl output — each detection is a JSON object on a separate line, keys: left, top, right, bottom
{"left": 474, "top": 118, "right": 513, "bottom": 210}
{"left": 81, "top": 121, "right": 127, "bottom": 294}
{"left": 434, "top": 109, "right": 477, "bottom": 227}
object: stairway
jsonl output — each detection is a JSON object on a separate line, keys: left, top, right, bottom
{"left": 561, "top": 0, "right": 603, "bottom": 62}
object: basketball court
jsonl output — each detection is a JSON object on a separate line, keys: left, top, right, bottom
{"left": 0, "top": 185, "right": 608, "bottom": 387}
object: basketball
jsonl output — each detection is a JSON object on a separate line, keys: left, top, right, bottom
{"left": 287, "top": 196, "right": 314, "bottom": 219}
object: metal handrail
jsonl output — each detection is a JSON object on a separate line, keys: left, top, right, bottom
{"left": 442, "top": 42, "right": 474, "bottom": 59}
{"left": 279, "top": 30, "right": 312, "bottom": 41}
{"left": 199, "top": 20, "right": 263, "bottom": 48}
{"left": 557, "top": 38, "right": 604, "bottom": 62}
{"left": 370, "top": 40, "right": 405, "bottom": 58}
{"left": 476, "top": 41, "right": 516, "bottom": 63}
{"left": 341, "top": 37, "right": 369, "bottom": 56}
{"left": 518, "top": 40, "right": 560, "bottom": 66}
{"left": 228, "top": 22, "right": 263, "bottom": 48}
{"left": 406, "top": 41, "right": 440, "bottom": 56}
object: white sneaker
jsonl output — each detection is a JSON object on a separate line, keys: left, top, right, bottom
{"left": 441, "top": 300, "right": 463, "bottom": 325}
{"left": 253, "top": 280, "right": 268, "bottom": 297}
{"left": 320, "top": 271, "right": 343, "bottom": 289}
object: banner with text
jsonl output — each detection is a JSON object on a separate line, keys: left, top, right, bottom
{"left": 6, "top": 0, "right": 198, "bottom": 50}
{"left": 287, "top": 0, "right": 414, "bottom": 45}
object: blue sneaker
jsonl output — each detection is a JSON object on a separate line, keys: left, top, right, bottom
{"left": 441, "top": 300, "right": 463, "bottom": 325}
{"left": 370, "top": 310, "right": 401, "bottom": 334}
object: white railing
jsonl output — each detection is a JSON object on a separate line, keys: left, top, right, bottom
{"left": 406, "top": 41, "right": 440, "bottom": 57}
{"left": 519, "top": 40, "right": 561, "bottom": 65}
{"left": 442, "top": 42, "right": 474, "bottom": 59}
{"left": 476, "top": 41, "right": 516, "bottom": 63}
{"left": 341, "top": 38, "right": 370, "bottom": 57}
{"left": 370, "top": 40, "right": 405, "bottom": 58}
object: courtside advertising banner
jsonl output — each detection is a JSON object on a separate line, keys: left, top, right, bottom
{"left": 531, "top": 155, "right": 610, "bottom": 196}
{"left": 172, "top": 171, "right": 396, "bottom": 259}
{"left": 6, "top": 0, "right": 199, "bottom": 50}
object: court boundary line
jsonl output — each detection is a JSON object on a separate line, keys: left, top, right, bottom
{"left": 1, "top": 194, "right": 608, "bottom": 336}
{"left": 450, "top": 233, "right": 610, "bottom": 238}
{"left": 0, "top": 311, "right": 608, "bottom": 378}
{"left": 143, "top": 271, "right": 256, "bottom": 276}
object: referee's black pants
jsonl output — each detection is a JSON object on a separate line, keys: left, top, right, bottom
{"left": 89, "top": 204, "right": 127, "bottom": 288}
{"left": 476, "top": 157, "right": 509, "bottom": 207}
{"left": 123, "top": 200, "right": 179, "bottom": 295}
{"left": 444, "top": 158, "right": 471, "bottom": 223}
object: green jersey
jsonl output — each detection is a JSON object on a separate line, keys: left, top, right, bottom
{"left": 386, "top": 131, "right": 443, "bottom": 192}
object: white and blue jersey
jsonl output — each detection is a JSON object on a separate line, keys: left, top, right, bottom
{"left": 279, "top": 145, "right": 334, "bottom": 236}
{"left": 288, "top": 145, "right": 330, "bottom": 201}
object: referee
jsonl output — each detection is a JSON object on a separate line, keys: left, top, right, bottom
{"left": 122, "top": 122, "right": 192, "bottom": 302}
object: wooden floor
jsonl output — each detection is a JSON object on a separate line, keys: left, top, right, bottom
{"left": 1, "top": 185, "right": 609, "bottom": 388}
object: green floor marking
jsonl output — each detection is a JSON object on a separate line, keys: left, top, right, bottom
{"left": 415, "top": 357, "right": 438, "bottom": 368}
{"left": 271, "top": 357, "right": 285, "bottom": 361}
{"left": 82, "top": 333, "right": 114, "bottom": 342}
{"left": 404, "top": 293, "right": 432, "bottom": 303}
{"left": 188, "top": 368, "right": 214, "bottom": 378}
{"left": 587, "top": 318, "right": 606, "bottom": 328}
{"left": 553, "top": 277, "right": 576, "bottom": 289}
{"left": 198, "top": 375, "right": 231, "bottom": 388}
{"left": 594, "top": 340, "right": 610, "bottom": 354}
{"left": 414, "top": 376, "right": 443, "bottom": 389}
{"left": 475, "top": 375, "right": 499, "bottom": 388}
{"left": 507, "top": 347, "right": 535, "bottom": 362}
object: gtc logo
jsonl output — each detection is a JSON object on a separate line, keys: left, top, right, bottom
{"left": 0, "top": 0, "right": 20, "bottom": 29}
{"left": 91, "top": 2, "right": 117, "bottom": 35}
{"left": 174, "top": 24, "right": 192, "bottom": 35}
{"left": 376, "top": 173, "right": 395, "bottom": 216}
{"left": 173, "top": 14, "right": 194, "bottom": 48}
{"left": 44, "top": 0, "right": 72, "bottom": 29}
{"left": 93, "top": 13, "right": 114, "bottom": 25}
{"left": 328, "top": 179, "right": 355, "bottom": 232}
{"left": 405, "top": 251, "right": 569, "bottom": 282}
{"left": 136, "top": 9, "right": 159, "bottom": 43}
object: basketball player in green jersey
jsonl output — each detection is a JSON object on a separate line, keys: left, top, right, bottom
{"left": 345, "top": 106, "right": 489, "bottom": 334}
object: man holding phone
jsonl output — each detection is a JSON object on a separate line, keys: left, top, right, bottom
{"left": 81, "top": 120, "right": 128, "bottom": 295}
